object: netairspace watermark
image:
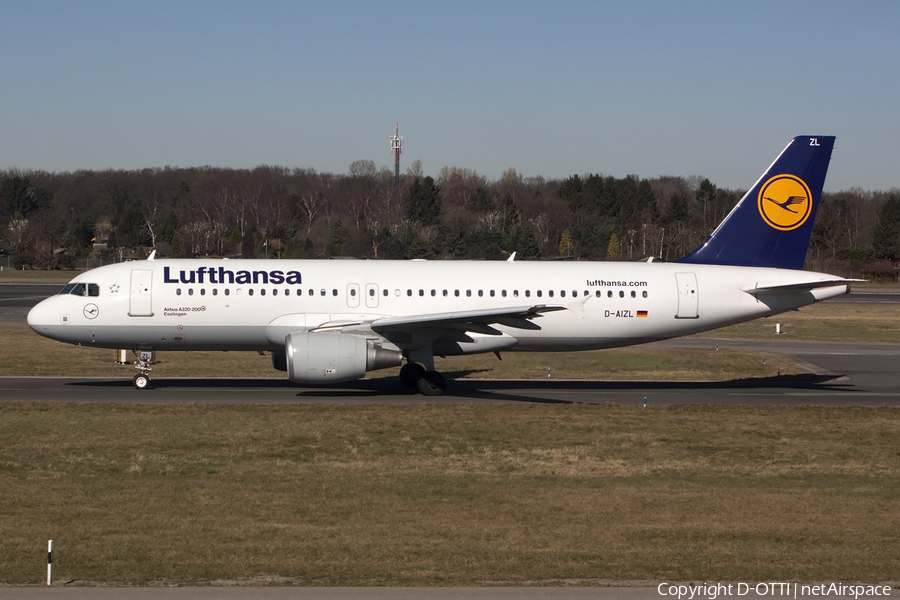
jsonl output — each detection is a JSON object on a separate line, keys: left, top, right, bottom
{"left": 657, "top": 582, "right": 893, "bottom": 599}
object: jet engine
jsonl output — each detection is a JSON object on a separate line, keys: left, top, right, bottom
{"left": 284, "top": 331, "right": 402, "bottom": 384}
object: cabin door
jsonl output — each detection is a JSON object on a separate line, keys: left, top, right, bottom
{"left": 129, "top": 269, "right": 154, "bottom": 317}
{"left": 674, "top": 272, "right": 699, "bottom": 319}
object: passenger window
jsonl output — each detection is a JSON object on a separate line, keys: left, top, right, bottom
{"left": 88, "top": 283, "right": 100, "bottom": 297}
{"left": 454, "top": 290, "right": 460, "bottom": 297}
{"left": 200, "top": 288, "right": 206, "bottom": 296}
{"left": 619, "top": 290, "right": 625, "bottom": 298}
{"left": 575, "top": 290, "right": 579, "bottom": 297}
{"left": 549, "top": 290, "right": 554, "bottom": 298}
{"left": 383, "top": 289, "right": 388, "bottom": 296}
{"left": 407, "top": 289, "right": 412, "bottom": 297}
{"left": 309, "top": 289, "right": 314, "bottom": 296}
{"left": 320, "top": 289, "right": 326, "bottom": 296}
{"left": 419, "top": 289, "right": 424, "bottom": 297}
{"left": 466, "top": 290, "right": 472, "bottom": 297}
{"left": 478, "top": 290, "right": 483, "bottom": 297}
{"left": 631, "top": 290, "right": 636, "bottom": 298}
{"left": 502, "top": 290, "right": 507, "bottom": 297}
{"left": 537, "top": 290, "right": 542, "bottom": 297}
{"left": 643, "top": 291, "right": 648, "bottom": 298}
{"left": 430, "top": 290, "right": 436, "bottom": 297}
{"left": 225, "top": 289, "right": 230, "bottom": 296}
{"left": 513, "top": 290, "right": 519, "bottom": 297}
{"left": 213, "top": 288, "right": 218, "bottom": 296}
{"left": 559, "top": 290, "right": 564, "bottom": 298}
{"left": 369, "top": 288, "right": 375, "bottom": 296}
{"left": 188, "top": 288, "right": 194, "bottom": 296}
{"left": 595, "top": 290, "right": 601, "bottom": 298}
{"left": 332, "top": 289, "right": 337, "bottom": 296}
{"left": 608, "top": 291, "right": 613, "bottom": 298}
{"left": 443, "top": 290, "right": 448, "bottom": 297}
{"left": 176, "top": 288, "right": 182, "bottom": 296}
{"left": 525, "top": 290, "right": 530, "bottom": 297}
{"left": 490, "top": 290, "right": 495, "bottom": 297}
{"left": 350, "top": 289, "right": 356, "bottom": 297}
{"left": 248, "top": 289, "right": 254, "bottom": 296}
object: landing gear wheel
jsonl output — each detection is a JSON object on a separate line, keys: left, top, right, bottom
{"left": 400, "top": 363, "right": 426, "bottom": 388}
{"left": 416, "top": 371, "right": 446, "bottom": 396}
{"left": 133, "top": 373, "right": 150, "bottom": 390}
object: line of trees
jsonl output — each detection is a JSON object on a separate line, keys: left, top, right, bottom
{"left": 2, "top": 159, "right": 898, "bottom": 280}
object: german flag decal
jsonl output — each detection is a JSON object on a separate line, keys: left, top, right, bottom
{"left": 637, "top": 310, "right": 648, "bottom": 317}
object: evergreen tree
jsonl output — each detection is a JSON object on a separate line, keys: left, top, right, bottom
{"left": 664, "top": 193, "right": 691, "bottom": 224}
{"left": 515, "top": 225, "right": 540, "bottom": 259}
{"left": 241, "top": 229, "right": 255, "bottom": 258}
{"left": 559, "top": 229, "right": 574, "bottom": 257}
{"left": 873, "top": 194, "right": 900, "bottom": 262}
{"left": 407, "top": 176, "right": 441, "bottom": 225}
{"left": 607, "top": 232, "right": 620, "bottom": 259}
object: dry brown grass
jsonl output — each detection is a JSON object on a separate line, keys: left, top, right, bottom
{"left": 1, "top": 403, "right": 899, "bottom": 585}
{"left": 694, "top": 302, "right": 900, "bottom": 342}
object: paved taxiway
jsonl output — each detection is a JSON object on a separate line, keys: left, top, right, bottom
{"left": 1, "top": 337, "right": 899, "bottom": 406}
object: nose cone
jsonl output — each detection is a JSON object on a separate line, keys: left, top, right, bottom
{"left": 27, "top": 298, "right": 54, "bottom": 338}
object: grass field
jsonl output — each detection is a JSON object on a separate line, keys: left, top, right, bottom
{"left": 1, "top": 403, "right": 898, "bottom": 585}
{"left": 696, "top": 301, "right": 900, "bottom": 343}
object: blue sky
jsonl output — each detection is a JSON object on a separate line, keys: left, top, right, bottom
{"left": 1, "top": 1, "right": 898, "bottom": 191}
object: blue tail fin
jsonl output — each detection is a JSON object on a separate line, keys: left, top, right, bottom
{"left": 676, "top": 135, "right": 835, "bottom": 270}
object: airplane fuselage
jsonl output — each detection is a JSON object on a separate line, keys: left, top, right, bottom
{"left": 27, "top": 258, "right": 848, "bottom": 354}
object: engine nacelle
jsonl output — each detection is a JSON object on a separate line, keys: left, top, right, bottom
{"left": 284, "top": 331, "right": 402, "bottom": 384}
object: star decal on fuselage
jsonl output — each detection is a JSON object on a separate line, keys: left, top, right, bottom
{"left": 109, "top": 283, "right": 120, "bottom": 293}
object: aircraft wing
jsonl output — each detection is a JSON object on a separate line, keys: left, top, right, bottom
{"left": 310, "top": 304, "right": 565, "bottom": 337}
{"left": 742, "top": 279, "right": 865, "bottom": 296}
{"left": 370, "top": 304, "right": 565, "bottom": 331}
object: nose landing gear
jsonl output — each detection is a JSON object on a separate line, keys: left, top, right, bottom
{"left": 132, "top": 350, "right": 154, "bottom": 389}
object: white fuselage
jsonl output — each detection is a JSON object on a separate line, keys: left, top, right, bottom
{"left": 27, "top": 259, "right": 849, "bottom": 354}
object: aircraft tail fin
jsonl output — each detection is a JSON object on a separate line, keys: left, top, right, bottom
{"left": 676, "top": 136, "right": 835, "bottom": 270}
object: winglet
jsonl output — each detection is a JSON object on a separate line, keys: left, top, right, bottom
{"left": 677, "top": 136, "right": 835, "bottom": 270}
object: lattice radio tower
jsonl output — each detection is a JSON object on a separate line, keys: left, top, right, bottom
{"left": 390, "top": 123, "right": 403, "bottom": 185}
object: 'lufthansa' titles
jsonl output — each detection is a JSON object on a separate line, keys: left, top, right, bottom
{"left": 163, "top": 266, "right": 302, "bottom": 285}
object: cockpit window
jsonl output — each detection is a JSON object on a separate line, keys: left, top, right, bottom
{"left": 59, "top": 283, "right": 99, "bottom": 297}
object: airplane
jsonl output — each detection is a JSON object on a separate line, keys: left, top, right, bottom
{"left": 27, "top": 135, "right": 856, "bottom": 394}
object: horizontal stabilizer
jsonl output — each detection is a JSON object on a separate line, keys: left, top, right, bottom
{"left": 742, "top": 279, "right": 864, "bottom": 296}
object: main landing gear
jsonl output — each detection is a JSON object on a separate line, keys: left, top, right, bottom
{"left": 132, "top": 350, "right": 153, "bottom": 390}
{"left": 399, "top": 362, "right": 447, "bottom": 396}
